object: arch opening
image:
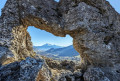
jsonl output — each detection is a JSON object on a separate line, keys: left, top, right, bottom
{"left": 54, "top": 0, "right": 60, "bottom": 2}
{"left": 27, "top": 26, "right": 80, "bottom": 62}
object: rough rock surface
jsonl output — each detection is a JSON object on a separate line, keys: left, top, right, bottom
{"left": 84, "top": 67, "right": 110, "bottom": 81}
{"left": 0, "top": 57, "right": 51, "bottom": 81}
{"left": 0, "top": 56, "right": 83, "bottom": 81}
{"left": 0, "top": 0, "right": 120, "bottom": 81}
{"left": 44, "top": 57, "right": 76, "bottom": 72}
{"left": 58, "top": 69, "right": 84, "bottom": 81}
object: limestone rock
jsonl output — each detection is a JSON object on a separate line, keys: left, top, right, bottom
{"left": 58, "top": 69, "right": 83, "bottom": 81}
{"left": 0, "top": 0, "right": 120, "bottom": 80}
{"left": 0, "top": 57, "right": 51, "bottom": 81}
{"left": 44, "top": 57, "right": 76, "bottom": 72}
{"left": 0, "top": 56, "right": 83, "bottom": 81}
{"left": 0, "top": 46, "right": 14, "bottom": 65}
{"left": 83, "top": 67, "right": 110, "bottom": 81}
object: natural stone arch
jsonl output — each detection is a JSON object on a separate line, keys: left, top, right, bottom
{"left": 0, "top": 0, "right": 120, "bottom": 80}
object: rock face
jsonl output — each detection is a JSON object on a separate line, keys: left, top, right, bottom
{"left": 0, "top": 56, "right": 83, "bottom": 81}
{"left": 0, "top": 0, "right": 120, "bottom": 81}
{"left": 0, "top": 57, "right": 51, "bottom": 81}
{"left": 84, "top": 67, "right": 110, "bottom": 81}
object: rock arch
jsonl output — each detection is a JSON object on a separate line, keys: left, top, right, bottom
{"left": 0, "top": 0, "right": 120, "bottom": 80}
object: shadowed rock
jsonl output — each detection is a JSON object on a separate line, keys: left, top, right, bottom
{"left": 0, "top": 57, "right": 51, "bottom": 81}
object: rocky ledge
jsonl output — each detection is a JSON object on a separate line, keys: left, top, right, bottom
{"left": 0, "top": 56, "right": 84, "bottom": 81}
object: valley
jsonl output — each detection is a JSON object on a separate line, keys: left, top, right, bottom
{"left": 33, "top": 44, "right": 80, "bottom": 62}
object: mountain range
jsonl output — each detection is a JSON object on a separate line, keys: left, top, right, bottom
{"left": 33, "top": 44, "right": 79, "bottom": 57}
{"left": 45, "top": 45, "right": 79, "bottom": 57}
{"left": 33, "top": 43, "right": 63, "bottom": 51}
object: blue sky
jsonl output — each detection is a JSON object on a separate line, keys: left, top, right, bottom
{"left": 106, "top": 0, "right": 120, "bottom": 13}
{"left": 0, "top": 0, "right": 120, "bottom": 46}
{"left": 27, "top": 27, "right": 73, "bottom": 46}
{"left": 0, "top": 0, "right": 7, "bottom": 15}
{"left": 56, "top": 0, "right": 59, "bottom": 2}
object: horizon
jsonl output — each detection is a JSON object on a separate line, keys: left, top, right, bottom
{"left": 33, "top": 43, "right": 72, "bottom": 47}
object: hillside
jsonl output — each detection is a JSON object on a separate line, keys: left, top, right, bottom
{"left": 33, "top": 44, "right": 79, "bottom": 57}
{"left": 33, "top": 44, "right": 80, "bottom": 61}
{"left": 46, "top": 45, "right": 79, "bottom": 57}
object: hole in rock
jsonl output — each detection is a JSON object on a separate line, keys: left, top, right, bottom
{"left": 54, "top": 0, "right": 60, "bottom": 2}
{"left": 27, "top": 26, "right": 80, "bottom": 63}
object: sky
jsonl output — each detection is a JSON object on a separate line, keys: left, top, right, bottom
{"left": 0, "top": 0, "right": 120, "bottom": 46}
{"left": 106, "top": 0, "right": 120, "bottom": 13}
{"left": 0, "top": 0, "right": 7, "bottom": 15}
{"left": 27, "top": 27, "right": 73, "bottom": 46}
{"left": 55, "top": 0, "right": 59, "bottom": 2}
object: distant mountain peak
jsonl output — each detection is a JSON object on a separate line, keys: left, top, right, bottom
{"left": 43, "top": 43, "right": 52, "bottom": 46}
{"left": 42, "top": 43, "right": 63, "bottom": 47}
{"left": 33, "top": 43, "right": 63, "bottom": 51}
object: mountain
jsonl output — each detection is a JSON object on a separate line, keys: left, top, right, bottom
{"left": 45, "top": 45, "right": 79, "bottom": 57}
{"left": 33, "top": 44, "right": 79, "bottom": 59}
{"left": 33, "top": 43, "right": 63, "bottom": 51}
